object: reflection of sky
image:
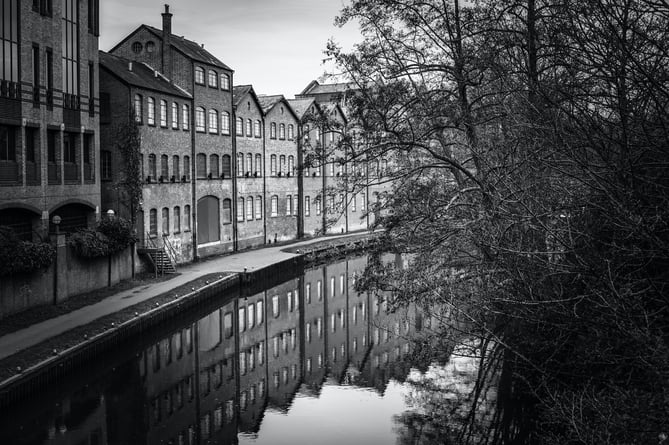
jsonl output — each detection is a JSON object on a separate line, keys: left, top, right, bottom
{"left": 100, "top": 0, "right": 361, "bottom": 96}
{"left": 239, "top": 381, "right": 409, "bottom": 445}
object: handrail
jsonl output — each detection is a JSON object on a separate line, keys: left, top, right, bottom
{"left": 162, "top": 234, "right": 178, "bottom": 270}
{"left": 145, "top": 231, "right": 157, "bottom": 249}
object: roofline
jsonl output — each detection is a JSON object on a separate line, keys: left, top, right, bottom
{"left": 233, "top": 85, "right": 264, "bottom": 112}
{"left": 298, "top": 80, "right": 320, "bottom": 96}
{"left": 99, "top": 59, "right": 193, "bottom": 100}
{"left": 261, "top": 96, "right": 300, "bottom": 122}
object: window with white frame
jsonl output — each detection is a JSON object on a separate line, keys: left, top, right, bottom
{"left": 172, "top": 102, "right": 179, "bottom": 129}
{"left": 134, "top": 94, "right": 143, "bottom": 122}
{"left": 221, "top": 111, "right": 230, "bottom": 134}
{"left": 305, "top": 196, "right": 310, "bottom": 216}
{"left": 237, "top": 198, "right": 245, "bottom": 221}
{"left": 195, "top": 66, "right": 205, "bottom": 84}
{"left": 160, "top": 100, "right": 167, "bottom": 127}
{"left": 147, "top": 97, "right": 156, "bottom": 125}
{"left": 293, "top": 195, "right": 299, "bottom": 216}
{"left": 236, "top": 117, "right": 243, "bottom": 136}
{"left": 255, "top": 195, "right": 262, "bottom": 219}
{"left": 182, "top": 104, "right": 189, "bottom": 130}
{"left": 254, "top": 120, "right": 261, "bottom": 138}
{"left": 270, "top": 155, "right": 277, "bottom": 176}
{"left": 270, "top": 122, "right": 276, "bottom": 139}
{"left": 286, "top": 195, "right": 292, "bottom": 215}
{"left": 287, "top": 124, "right": 294, "bottom": 140}
{"left": 255, "top": 154, "right": 262, "bottom": 175}
{"left": 208, "top": 70, "right": 217, "bottom": 88}
{"left": 220, "top": 73, "right": 230, "bottom": 90}
{"left": 208, "top": 109, "right": 219, "bottom": 133}
{"left": 246, "top": 196, "right": 253, "bottom": 220}
{"left": 288, "top": 156, "right": 294, "bottom": 175}
{"left": 279, "top": 123, "right": 285, "bottom": 139}
{"left": 246, "top": 119, "right": 252, "bottom": 137}
{"left": 195, "top": 107, "right": 205, "bottom": 132}
{"left": 271, "top": 195, "right": 278, "bottom": 217}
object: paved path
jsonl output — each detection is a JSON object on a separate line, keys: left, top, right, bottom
{"left": 0, "top": 233, "right": 366, "bottom": 361}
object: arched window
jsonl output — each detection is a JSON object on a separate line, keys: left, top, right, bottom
{"left": 148, "top": 154, "right": 157, "bottom": 180}
{"left": 195, "top": 107, "right": 206, "bottom": 132}
{"left": 183, "top": 155, "right": 190, "bottom": 181}
{"left": 162, "top": 207, "right": 170, "bottom": 235}
{"left": 134, "top": 94, "right": 143, "bottom": 122}
{"left": 221, "top": 111, "right": 230, "bottom": 135}
{"left": 270, "top": 122, "right": 276, "bottom": 139}
{"left": 279, "top": 123, "right": 285, "bottom": 139}
{"left": 147, "top": 97, "right": 156, "bottom": 125}
{"left": 255, "top": 195, "right": 262, "bottom": 219}
{"left": 236, "top": 117, "right": 244, "bottom": 136}
{"left": 305, "top": 196, "right": 311, "bottom": 216}
{"left": 208, "top": 109, "right": 219, "bottom": 133}
{"left": 222, "top": 199, "right": 231, "bottom": 223}
{"left": 208, "top": 70, "right": 218, "bottom": 88}
{"left": 236, "top": 153, "right": 244, "bottom": 176}
{"left": 288, "top": 124, "right": 294, "bottom": 140}
{"left": 255, "top": 154, "right": 262, "bottom": 176}
{"left": 246, "top": 153, "right": 253, "bottom": 175}
{"left": 246, "top": 119, "right": 252, "bottom": 137}
{"left": 288, "top": 155, "right": 294, "bottom": 175}
{"left": 315, "top": 197, "right": 321, "bottom": 215}
{"left": 286, "top": 195, "right": 292, "bottom": 215}
{"left": 254, "top": 120, "right": 261, "bottom": 138}
{"left": 220, "top": 73, "right": 230, "bottom": 91}
{"left": 237, "top": 197, "right": 245, "bottom": 222}
{"left": 182, "top": 104, "right": 190, "bottom": 130}
{"left": 174, "top": 206, "right": 181, "bottom": 233}
{"left": 270, "top": 154, "right": 277, "bottom": 176}
{"left": 210, "top": 154, "right": 219, "bottom": 178}
{"left": 149, "top": 209, "right": 157, "bottom": 236}
{"left": 172, "top": 155, "right": 180, "bottom": 180}
{"left": 196, "top": 153, "right": 207, "bottom": 178}
{"left": 171, "top": 102, "right": 179, "bottom": 129}
{"left": 160, "top": 154, "right": 169, "bottom": 179}
{"left": 222, "top": 154, "right": 231, "bottom": 178}
{"left": 246, "top": 196, "right": 254, "bottom": 220}
{"left": 160, "top": 100, "right": 168, "bottom": 127}
{"left": 194, "top": 66, "right": 205, "bottom": 84}
{"left": 184, "top": 205, "right": 191, "bottom": 230}
{"left": 197, "top": 196, "right": 220, "bottom": 244}
{"left": 279, "top": 155, "right": 286, "bottom": 175}
{"left": 270, "top": 196, "right": 278, "bottom": 217}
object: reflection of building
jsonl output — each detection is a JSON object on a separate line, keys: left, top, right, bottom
{"left": 300, "top": 264, "right": 327, "bottom": 395}
{"left": 0, "top": 0, "right": 101, "bottom": 239}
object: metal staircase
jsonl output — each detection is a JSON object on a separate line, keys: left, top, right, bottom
{"left": 138, "top": 233, "right": 177, "bottom": 275}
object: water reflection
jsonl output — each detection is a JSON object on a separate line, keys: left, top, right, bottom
{"left": 0, "top": 254, "right": 507, "bottom": 445}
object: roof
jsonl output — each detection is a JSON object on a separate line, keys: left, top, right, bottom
{"left": 286, "top": 98, "right": 320, "bottom": 120}
{"left": 110, "top": 24, "right": 232, "bottom": 71}
{"left": 233, "top": 85, "right": 253, "bottom": 107}
{"left": 99, "top": 51, "right": 192, "bottom": 99}
{"left": 299, "top": 80, "right": 355, "bottom": 96}
{"left": 257, "top": 94, "right": 300, "bottom": 121}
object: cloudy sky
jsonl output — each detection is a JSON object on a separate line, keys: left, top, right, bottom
{"left": 100, "top": 0, "right": 361, "bottom": 98}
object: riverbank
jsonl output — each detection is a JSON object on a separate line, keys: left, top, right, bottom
{"left": 0, "top": 231, "right": 377, "bottom": 401}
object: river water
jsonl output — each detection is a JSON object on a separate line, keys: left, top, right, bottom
{"left": 0, "top": 254, "right": 506, "bottom": 445}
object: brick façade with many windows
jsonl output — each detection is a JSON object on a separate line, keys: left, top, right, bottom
{"left": 0, "top": 0, "right": 101, "bottom": 239}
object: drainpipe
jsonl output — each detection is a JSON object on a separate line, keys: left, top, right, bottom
{"left": 262, "top": 115, "right": 267, "bottom": 244}
{"left": 231, "top": 96, "right": 239, "bottom": 251}
{"left": 296, "top": 116, "right": 304, "bottom": 239}
{"left": 190, "top": 65, "right": 198, "bottom": 261}
{"left": 321, "top": 124, "right": 327, "bottom": 236}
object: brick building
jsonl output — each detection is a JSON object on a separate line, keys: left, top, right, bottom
{"left": 0, "top": 0, "right": 101, "bottom": 239}
{"left": 258, "top": 94, "right": 300, "bottom": 242}
{"left": 99, "top": 51, "right": 194, "bottom": 263}
{"left": 108, "top": 5, "right": 235, "bottom": 259}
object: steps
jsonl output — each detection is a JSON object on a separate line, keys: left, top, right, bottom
{"left": 137, "top": 247, "right": 176, "bottom": 274}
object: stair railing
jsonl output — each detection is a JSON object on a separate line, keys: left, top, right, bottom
{"left": 162, "top": 234, "right": 178, "bottom": 271}
{"left": 146, "top": 231, "right": 159, "bottom": 277}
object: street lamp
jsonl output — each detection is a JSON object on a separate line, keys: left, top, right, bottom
{"left": 106, "top": 209, "right": 115, "bottom": 220}
{"left": 51, "top": 215, "right": 61, "bottom": 235}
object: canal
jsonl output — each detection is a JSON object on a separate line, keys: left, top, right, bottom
{"left": 0, "top": 253, "right": 506, "bottom": 445}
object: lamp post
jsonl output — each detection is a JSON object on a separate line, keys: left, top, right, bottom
{"left": 106, "top": 209, "right": 115, "bottom": 220}
{"left": 52, "top": 215, "right": 61, "bottom": 235}
{"left": 51, "top": 215, "right": 62, "bottom": 304}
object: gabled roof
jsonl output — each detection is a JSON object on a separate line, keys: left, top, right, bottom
{"left": 233, "top": 85, "right": 264, "bottom": 112}
{"left": 257, "top": 94, "right": 299, "bottom": 121}
{"left": 286, "top": 98, "right": 322, "bottom": 120}
{"left": 109, "top": 24, "right": 232, "bottom": 71}
{"left": 298, "top": 80, "right": 355, "bottom": 96}
{"left": 321, "top": 102, "right": 348, "bottom": 125}
{"left": 99, "top": 51, "right": 192, "bottom": 99}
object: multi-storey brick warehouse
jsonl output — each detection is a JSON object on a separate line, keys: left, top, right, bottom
{"left": 0, "top": 0, "right": 101, "bottom": 239}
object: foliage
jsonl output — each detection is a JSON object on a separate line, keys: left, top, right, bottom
{"left": 113, "top": 114, "right": 142, "bottom": 224}
{"left": 68, "top": 217, "right": 136, "bottom": 258}
{"left": 0, "top": 226, "right": 55, "bottom": 276}
{"left": 330, "top": 0, "right": 669, "bottom": 442}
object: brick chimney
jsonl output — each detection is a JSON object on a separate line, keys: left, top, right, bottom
{"left": 161, "top": 4, "right": 173, "bottom": 80}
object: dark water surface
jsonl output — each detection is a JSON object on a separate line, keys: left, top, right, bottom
{"left": 0, "top": 254, "right": 502, "bottom": 445}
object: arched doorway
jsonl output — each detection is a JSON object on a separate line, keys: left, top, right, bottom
{"left": 0, "top": 207, "right": 41, "bottom": 241}
{"left": 197, "top": 196, "right": 220, "bottom": 245}
{"left": 50, "top": 203, "right": 95, "bottom": 233}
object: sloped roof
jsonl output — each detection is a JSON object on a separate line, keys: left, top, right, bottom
{"left": 321, "top": 102, "right": 348, "bottom": 125}
{"left": 286, "top": 98, "right": 320, "bottom": 120}
{"left": 299, "top": 80, "right": 355, "bottom": 96}
{"left": 233, "top": 85, "right": 254, "bottom": 106}
{"left": 99, "top": 51, "right": 191, "bottom": 98}
{"left": 257, "top": 94, "right": 300, "bottom": 121}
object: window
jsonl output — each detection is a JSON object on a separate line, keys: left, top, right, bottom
{"left": 32, "top": 45, "right": 40, "bottom": 105}
{"left": 33, "top": 0, "right": 53, "bottom": 16}
{"left": 316, "top": 197, "right": 321, "bottom": 215}
{"left": 184, "top": 155, "right": 191, "bottom": 181}
{"left": 222, "top": 199, "right": 231, "bottom": 223}
{"left": 361, "top": 195, "right": 365, "bottom": 211}
{"left": 288, "top": 156, "right": 294, "bottom": 175}
{"left": 248, "top": 303, "right": 255, "bottom": 329}
{"left": 172, "top": 155, "right": 180, "bottom": 180}
{"left": 293, "top": 195, "right": 299, "bottom": 216}
{"left": 329, "top": 162, "right": 335, "bottom": 177}
{"left": 148, "top": 154, "right": 157, "bottom": 180}
{"left": 62, "top": 0, "right": 79, "bottom": 102}
{"left": 131, "top": 41, "right": 142, "bottom": 53}
{"left": 220, "top": 73, "right": 230, "bottom": 90}
{"left": 286, "top": 195, "right": 292, "bottom": 216}
{"left": 222, "top": 155, "right": 231, "bottom": 177}
{"left": 210, "top": 154, "right": 219, "bottom": 178}
{"left": 196, "top": 153, "right": 207, "bottom": 178}
{"left": 236, "top": 153, "right": 243, "bottom": 176}
{"left": 270, "top": 155, "right": 277, "bottom": 176}
{"left": 305, "top": 196, "right": 310, "bottom": 216}
{"left": 208, "top": 109, "right": 219, "bottom": 133}
{"left": 208, "top": 70, "right": 217, "bottom": 87}
{"left": 236, "top": 117, "right": 243, "bottom": 136}
{"left": 272, "top": 295, "right": 280, "bottom": 317}
{"left": 182, "top": 104, "right": 190, "bottom": 130}
{"left": 46, "top": 48, "right": 53, "bottom": 107}
{"left": 221, "top": 112, "right": 230, "bottom": 135}
{"left": 352, "top": 194, "right": 356, "bottom": 212}
{"left": 238, "top": 307, "right": 246, "bottom": 332}
{"left": 160, "top": 100, "right": 167, "bottom": 127}
{"left": 246, "top": 197, "right": 254, "bottom": 220}
{"left": 279, "top": 155, "right": 286, "bottom": 175}
{"left": 237, "top": 198, "right": 245, "bottom": 222}
{"left": 255, "top": 154, "right": 262, "bottom": 175}
{"left": 270, "top": 122, "right": 276, "bottom": 139}
{"left": 195, "top": 66, "right": 205, "bottom": 84}
{"left": 246, "top": 153, "right": 253, "bottom": 175}
{"left": 288, "top": 124, "right": 294, "bottom": 140}
{"left": 255, "top": 195, "right": 262, "bottom": 219}
{"left": 184, "top": 205, "right": 191, "bottom": 230}
{"left": 195, "top": 107, "right": 206, "bottom": 132}
{"left": 160, "top": 154, "right": 169, "bottom": 179}
{"left": 246, "top": 119, "right": 252, "bottom": 137}
{"left": 146, "top": 41, "right": 155, "bottom": 53}
{"left": 88, "top": 0, "right": 99, "bottom": 35}
{"left": 257, "top": 301, "right": 264, "bottom": 324}
{"left": 171, "top": 102, "right": 179, "bottom": 129}
{"left": 134, "top": 94, "right": 143, "bottom": 122}
{"left": 174, "top": 207, "right": 181, "bottom": 233}
{"left": 101, "top": 150, "right": 112, "bottom": 180}
{"left": 254, "top": 120, "right": 261, "bottom": 138}
{"left": 327, "top": 195, "right": 335, "bottom": 214}
{"left": 279, "top": 124, "right": 285, "bottom": 139}
{"left": 149, "top": 209, "right": 157, "bottom": 236}
{"left": 270, "top": 196, "right": 278, "bottom": 217}
{"left": 147, "top": 97, "right": 156, "bottom": 125}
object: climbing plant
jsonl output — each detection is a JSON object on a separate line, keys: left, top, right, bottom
{"left": 114, "top": 112, "right": 142, "bottom": 225}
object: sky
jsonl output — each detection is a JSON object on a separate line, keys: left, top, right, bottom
{"left": 99, "top": 0, "right": 362, "bottom": 98}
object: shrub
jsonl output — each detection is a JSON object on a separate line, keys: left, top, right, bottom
{"left": 68, "top": 217, "right": 137, "bottom": 258}
{"left": 0, "top": 226, "right": 56, "bottom": 276}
